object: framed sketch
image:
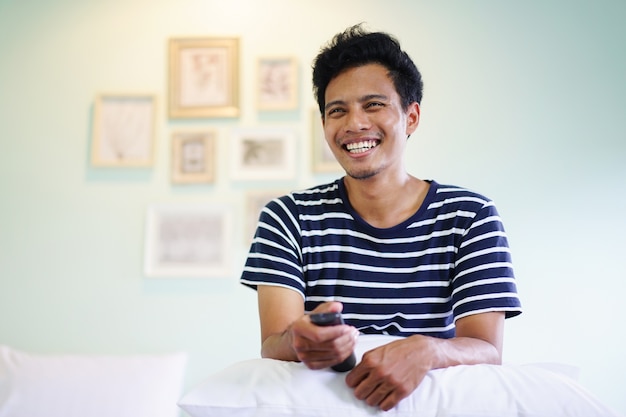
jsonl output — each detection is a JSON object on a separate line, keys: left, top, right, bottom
{"left": 257, "top": 56, "right": 298, "bottom": 110}
{"left": 91, "top": 94, "right": 156, "bottom": 167}
{"left": 230, "top": 128, "right": 296, "bottom": 181}
{"left": 244, "top": 189, "right": 288, "bottom": 243}
{"left": 171, "top": 130, "right": 216, "bottom": 184}
{"left": 311, "top": 108, "right": 343, "bottom": 173}
{"left": 143, "top": 203, "right": 232, "bottom": 277}
{"left": 168, "top": 37, "right": 239, "bottom": 118}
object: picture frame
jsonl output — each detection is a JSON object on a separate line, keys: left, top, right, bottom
{"left": 168, "top": 37, "right": 239, "bottom": 118}
{"left": 257, "top": 56, "right": 298, "bottom": 111}
{"left": 311, "top": 108, "right": 343, "bottom": 173}
{"left": 171, "top": 130, "right": 216, "bottom": 184}
{"left": 229, "top": 128, "right": 296, "bottom": 181}
{"left": 244, "top": 189, "right": 288, "bottom": 244}
{"left": 91, "top": 93, "right": 156, "bottom": 167}
{"left": 143, "top": 203, "right": 232, "bottom": 278}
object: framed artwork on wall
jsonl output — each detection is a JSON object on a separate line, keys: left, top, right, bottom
{"left": 310, "top": 108, "right": 342, "bottom": 173}
{"left": 143, "top": 203, "right": 232, "bottom": 278}
{"left": 229, "top": 128, "right": 296, "bottom": 181}
{"left": 168, "top": 37, "right": 239, "bottom": 119}
{"left": 171, "top": 130, "right": 216, "bottom": 184}
{"left": 257, "top": 56, "right": 298, "bottom": 111}
{"left": 91, "top": 93, "right": 156, "bottom": 167}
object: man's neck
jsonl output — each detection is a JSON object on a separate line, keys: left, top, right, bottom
{"left": 343, "top": 174, "right": 429, "bottom": 229}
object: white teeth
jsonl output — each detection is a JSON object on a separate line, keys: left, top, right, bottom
{"left": 346, "top": 140, "right": 379, "bottom": 153}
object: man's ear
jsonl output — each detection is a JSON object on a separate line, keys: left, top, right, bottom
{"left": 406, "top": 102, "right": 420, "bottom": 136}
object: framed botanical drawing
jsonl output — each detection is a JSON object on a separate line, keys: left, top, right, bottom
{"left": 168, "top": 37, "right": 239, "bottom": 118}
{"left": 143, "top": 203, "right": 232, "bottom": 278}
{"left": 230, "top": 128, "right": 296, "bottom": 181}
{"left": 257, "top": 56, "right": 298, "bottom": 111}
{"left": 91, "top": 94, "right": 156, "bottom": 167}
{"left": 171, "top": 130, "right": 216, "bottom": 184}
{"left": 311, "top": 108, "right": 343, "bottom": 173}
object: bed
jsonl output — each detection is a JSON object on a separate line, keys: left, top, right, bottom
{"left": 178, "top": 335, "right": 622, "bottom": 417}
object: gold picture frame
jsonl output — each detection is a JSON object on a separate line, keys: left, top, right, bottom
{"left": 91, "top": 93, "right": 156, "bottom": 167}
{"left": 257, "top": 56, "right": 298, "bottom": 111}
{"left": 168, "top": 37, "right": 239, "bottom": 118}
{"left": 311, "top": 108, "right": 342, "bottom": 173}
{"left": 171, "top": 130, "right": 216, "bottom": 184}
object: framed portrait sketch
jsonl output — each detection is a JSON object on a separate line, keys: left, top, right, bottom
{"left": 257, "top": 56, "right": 298, "bottom": 111}
{"left": 168, "top": 37, "right": 239, "bottom": 118}
{"left": 91, "top": 94, "right": 156, "bottom": 167}
{"left": 171, "top": 130, "right": 216, "bottom": 184}
{"left": 311, "top": 109, "right": 343, "bottom": 173}
{"left": 143, "top": 203, "right": 232, "bottom": 278}
{"left": 230, "top": 128, "right": 296, "bottom": 181}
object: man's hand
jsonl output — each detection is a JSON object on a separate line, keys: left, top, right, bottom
{"left": 345, "top": 336, "right": 432, "bottom": 411}
{"left": 290, "top": 302, "right": 359, "bottom": 370}
{"left": 345, "top": 312, "right": 505, "bottom": 411}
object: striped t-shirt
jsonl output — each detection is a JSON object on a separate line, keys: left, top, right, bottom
{"left": 240, "top": 179, "right": 522, "bottom": 338}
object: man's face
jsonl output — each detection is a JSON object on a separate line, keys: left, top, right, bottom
{"left": 322, "top": 63, "right": 419, "bottom": 181}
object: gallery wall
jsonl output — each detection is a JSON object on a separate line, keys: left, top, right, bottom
{"left": 0, "top": 0, "right": 625, "bottom": 414}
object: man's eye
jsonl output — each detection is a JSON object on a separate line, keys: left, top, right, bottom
{"left": 366, "top": 102, "right": 384, "bottom": 108}
{"left": 327, "top": 108, "right": 344, "bottom": 116}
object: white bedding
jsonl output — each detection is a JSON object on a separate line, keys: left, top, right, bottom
{"left": 0, "top": 345, "right": 187, "bottom": 417}
{"left": 179, "top": 335, "right": 622, "bottom": 417}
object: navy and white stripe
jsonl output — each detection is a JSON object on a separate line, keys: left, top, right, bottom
{"left": 241, "top": 179, "right": 522, "bottom": 338}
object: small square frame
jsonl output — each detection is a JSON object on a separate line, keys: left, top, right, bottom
{"left": 311, "top": 108, "right": 342, "bottom": 173}
{"left": 168, "top": 37, "right": 239, "bottom": 118}
{"left": 171, "top": 130, "right": 216, "bottom": 184}
{"left": 257, "top": 56, "right": 298, "bottom": 111}
{"left": 91, "top": 93, "right": 156, "bottom": 167}
{"left": 143, "top": 203, "right": 232, "bottom": 278}
{"left": 230, "top": 128, "right": 296, "bottom": 181}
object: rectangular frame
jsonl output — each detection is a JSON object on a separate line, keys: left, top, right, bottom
{"left": 257, "top": 56, "right": 298, "bottom": 111}
{"left": 171, "top": 130, "right": 216, "bottom": 184}
{"left": 229, "top": 128, "right": 296, "bottom": 181}
{"left": 168, "top": 37, "right": 239, "bottom": 118}
{"left": 91, "top": 93, "right": 156, "bottom": 167}
{"left": 143, "top": 203, "right": 232, "bottom": 277}
{"left": 311, "top": 108, "right": 343, "bottom": 173}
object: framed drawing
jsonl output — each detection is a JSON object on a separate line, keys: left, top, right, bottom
{"left": 257, "top": 56, "right": 298, "bottom": 110}
{"left": 311, "top": 109, "right": 342, "bottom": 173}
{"left": 244, "top": 189, "right": 288, "bottom": 244}
{"left": 143, "top": 203, "right": 232, "bottom": 277}
{"left": 230, "top": 128, "right": 296, "bottom": 181}
{"left": 171, "top": 130, "right": 216, "bottom": 184}
{"left": 91, "top": 94, "right": 156, "bottom": 167}
{"left": 168, "top": 37, "right": 239, "bottom": 118}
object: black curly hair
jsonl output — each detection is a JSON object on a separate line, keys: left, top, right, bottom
{"left": 312, "top": 24, "right": 423, "bottom": 116}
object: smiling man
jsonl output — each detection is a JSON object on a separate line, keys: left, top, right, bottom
{"left": 240, "top": 24, "right": 522, "bottom": 411}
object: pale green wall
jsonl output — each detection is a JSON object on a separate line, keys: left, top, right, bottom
{"left": 0, "top": 0, "right": 624, "bottom": 414}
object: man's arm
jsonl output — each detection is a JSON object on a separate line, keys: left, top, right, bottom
{"left": 257, "top": 285, "right": 358, "bottom": 368}
{"left": 345, "top": 311, "right": 505, "bottom": 411}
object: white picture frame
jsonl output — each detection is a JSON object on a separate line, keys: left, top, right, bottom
{"left": 229, "top": 128, "right": 296, "bottom": 181}
{"left": 257, "top": 56, "right": 298, "bottom": 111}
{"left": 143, "top": 203, "right": 232, "bottom": 278}
{"left": 91, "top": 93, "right": 156, "bottom": 167}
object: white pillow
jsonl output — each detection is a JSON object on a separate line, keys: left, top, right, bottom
{"left": 0, "top": 345, "right": 187, "bottom": 417}
{"left": 178, "top": 335, "right": 621, "bottom": 417}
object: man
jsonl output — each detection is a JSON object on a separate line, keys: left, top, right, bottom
{"left": 240, "top": 24, "right": 522, "bottom": 411}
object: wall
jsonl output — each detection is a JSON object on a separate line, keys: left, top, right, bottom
{"left": 0, "top": 0, "right": 625, "bottom": 414}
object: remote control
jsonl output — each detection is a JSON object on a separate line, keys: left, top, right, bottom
{"left": 309, "top": 312, "right": 357, "bottom": 372}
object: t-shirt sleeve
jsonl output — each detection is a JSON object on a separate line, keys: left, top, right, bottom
{"left": 450, "top": 200, "right": 522, "bottom": 321}
{"left": 240, "top": 196, "right": 306, "bottom": 298}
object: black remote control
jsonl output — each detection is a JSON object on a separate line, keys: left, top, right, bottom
{"left": 309, "top": 312, "right": 357, "bottom": 372}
